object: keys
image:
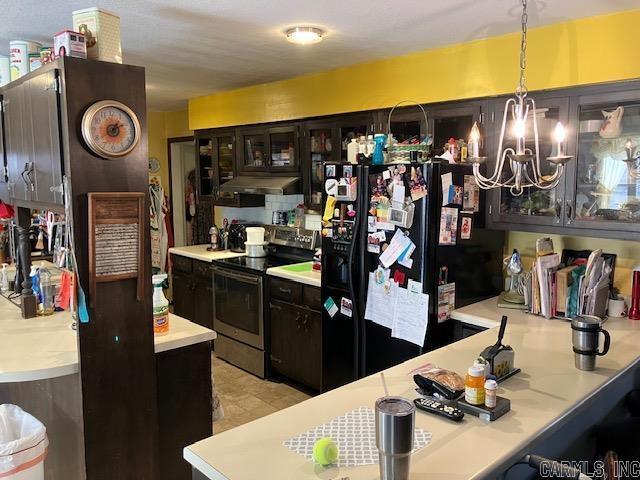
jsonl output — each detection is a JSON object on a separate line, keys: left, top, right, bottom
{"left": 414, "top": 397, "right": 464, "bottom": 422}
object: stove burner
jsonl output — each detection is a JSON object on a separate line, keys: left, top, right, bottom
{"left": 214, "top": 255, "right": 292, "bottom": 273}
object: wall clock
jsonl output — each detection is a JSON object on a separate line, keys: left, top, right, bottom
{"left": 81, "top": 100, "right": 141, "bottom": 159}
{"left": 148, "top": 157, "right": 160, "bottom": 173}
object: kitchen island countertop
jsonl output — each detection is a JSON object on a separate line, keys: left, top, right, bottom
{"left": 184, "top": 296, "right": 640, "bottom": 480}
{"left": 0, "top": 294, "right": 216, "bottom": 383}
{"left": 169, "top": 245, "right": 245, "bottom": 263}
{"left": 266, "top": 262, "right": 321, "bottom": 287}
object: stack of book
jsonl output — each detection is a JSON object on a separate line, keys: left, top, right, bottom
{"left": 524, "top": 249, "right": 611, "bottom": 319}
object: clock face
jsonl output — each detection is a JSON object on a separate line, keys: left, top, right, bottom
{"left": 82, "top": 101, "right": 141, "bottom": 158}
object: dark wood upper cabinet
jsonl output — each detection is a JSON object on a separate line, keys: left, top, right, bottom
{"left": 2, "top": 67, "right": 63, "bottom": 208}
{"left": 567, "top": 87, "right": 640, "bottom": 235}
{"left": 301, "top": 120, "right": 337, "bottom": 213}
{"left": 380, "top": 104, "right": 428, "bottom": 144}
{"left": 486, "top": 95, "right": 570, "bottom": 228}
{"left": 237, "top": 124, "right": 300, "bottom": 175}
{"left": 194, "top": 79, "right": 640, "bottom": 239}
{"left": 195, "top": 129, "right": 263, "bottom": 207}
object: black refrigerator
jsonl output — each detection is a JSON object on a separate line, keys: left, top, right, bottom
{"left": 320, "top": 161, "right": 505, "bottom": 392}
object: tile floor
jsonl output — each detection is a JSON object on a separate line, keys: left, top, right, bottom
{"left": 212, "top": 354, "right": 311, "bottom": 434}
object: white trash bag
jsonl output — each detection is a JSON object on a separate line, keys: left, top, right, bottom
{"left": 0, "top": 405, "right": 48, "bottom": 479}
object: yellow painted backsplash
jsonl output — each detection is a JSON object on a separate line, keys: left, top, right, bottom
{"left": 507, "top": 231, "right": 640, "bottom": 296}
{"left": 190, "top": 9, "right": 640, "bottom": 130}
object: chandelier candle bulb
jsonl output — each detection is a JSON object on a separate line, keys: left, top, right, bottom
{"left": 468, "top": 122, "right": 480, "bottom": 159}
{"left": 554, "top": 122, "right": 566, "bottom": 157}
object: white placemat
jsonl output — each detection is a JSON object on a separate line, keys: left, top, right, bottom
{"left": 283, "top": 406, "right": 431, "bottom": 468}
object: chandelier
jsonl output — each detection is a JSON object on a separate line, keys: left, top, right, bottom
{"left": 468, "top": 0, "right": 572, "bottom": 195}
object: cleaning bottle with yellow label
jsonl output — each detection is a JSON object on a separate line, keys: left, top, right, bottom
{"left": 152, "top": 274, "right": 169, "bottom": 336}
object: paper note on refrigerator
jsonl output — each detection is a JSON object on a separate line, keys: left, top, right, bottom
{"left": 463, "top": 175, "right": 480, "bottom": 212}
{"left": 391, "top": 288, "right": 429, "bottom": 347}
{"left": 364, "top": 273, "right": 398, "bottom": 329}
{"left": 378, "top": 229, "right": 412, "bottom": 268}
{"left": 441, "top": 172, "right": 453, "bottom": 206}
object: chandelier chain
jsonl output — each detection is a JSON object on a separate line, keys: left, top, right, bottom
{"left": 518, "top": 0, "right": 528, "bottom": 97}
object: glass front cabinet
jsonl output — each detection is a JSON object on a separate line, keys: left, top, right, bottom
{"left": 487, "top": 96, "right": 570, "bottom": 227}
{"left": 237, "top": 124, "right": 299, "bottom": 175}
{"left": 567, "top": 88, "right": 640, "bottom": 233}
{"left": 195, "top": 130, "right": 263, "bottom": 207}
{"left": 487, "top": 81, "right": 640, "bottom": 237}
{"left": 301, "top": 114, "right": 376, "bottom": 213}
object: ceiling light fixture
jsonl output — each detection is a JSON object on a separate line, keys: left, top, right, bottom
{"left": 285, "top": 26, "right": 325, "bottom": 45}
{"left": 468, "top": 0, "right": 572, "bottom": 196}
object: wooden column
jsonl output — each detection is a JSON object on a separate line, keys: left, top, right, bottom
{"left": 61, "top": 58, "right": 157, "bottom": 479}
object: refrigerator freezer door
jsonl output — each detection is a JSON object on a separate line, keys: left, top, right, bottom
{"left": 359, "top": 164, "right": 428, "bottom": 376}
{"left": 321, "top": 163, "right": 363, "bottom": 391}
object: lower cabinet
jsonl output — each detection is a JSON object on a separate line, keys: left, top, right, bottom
{"left": 171, "top": 255, "right": 214, "bottom": 330}
{"left": 269, "top": 279, "right": 322, "bottom": 391}
{"left": 172, "top": 270, "right": 195, "bottom": 321}
{"left": 193, "top": 275, "right": 214, "bottom": 330}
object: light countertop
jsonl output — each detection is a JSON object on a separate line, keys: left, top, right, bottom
{"left": 266, "top": 262, "right": 321, "bottom": 288}
{"left": 184, "top": 296, "right": 640, "bottom": 480}
{"left": 169, "top": 245, "right": 245, "bottom": 263}
{"left": 4, "top": 260, "right": 64, "bottom": 283}
{"left": 0, "top": 294, "right": 216, "bottom": 383}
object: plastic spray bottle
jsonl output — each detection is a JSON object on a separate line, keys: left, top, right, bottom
{"left": 0, "top": 264, "right": 8, "bottom": 293}
{"left": 152, "top": 274, "right": 170, "bottom": 336}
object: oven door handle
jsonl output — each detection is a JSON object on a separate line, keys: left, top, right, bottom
{"left": 212, "top": 266, "right": 261, "bottom": 285}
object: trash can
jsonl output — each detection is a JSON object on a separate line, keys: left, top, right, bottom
{"left": 0, "top": 405, "right": 48, "bottom": 480}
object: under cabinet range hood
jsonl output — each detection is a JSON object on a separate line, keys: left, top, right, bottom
{"left": 218, "top": 176, "right": 300, "bottom": 195}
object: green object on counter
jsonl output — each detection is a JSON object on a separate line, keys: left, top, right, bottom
{"left": 280, "top": 262, "right": 314, "bottom": 273}
{"left": 313, "top": 437, "right": 338, "bottom": 466}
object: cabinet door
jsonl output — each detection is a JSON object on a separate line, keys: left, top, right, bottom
{"left": 382, "top": 104, "right": 429, "bottom": 144}
{"left": 193, "top": 275, "right": 214, "bottom": 330}
{"left": 238, "top": 127, "right": 268, "bottom": 174}
{"left": 488, "top": 95, "right": 569, "bottom": 227}
{"left": 566, "top": 88, "right": 640, "bottom": 233}
{"left": 269, "top": 301, "right": 299, "bottom": 380}
{"left": 268, "top": 125, "right": 298, "bottom": 172}
{"left": 26, "top": 69, "right": 63, "bottom": 204}
{"left": 211, "top": 133, "right": 238, "bottom": 205}
{"left": 296, "top": 309, "right": 322, "bottom": 391}
{"left": 172, "top": 272, "right": 195, "bottom": 321}
{"left": 0, "top": 94, "right": 7, "bottom": 202}
{"left": 196, "top": 134, "right": 214, "bottom": 196}
{"left": 302, "top": 122, "right": 336, "bottom": 212}
{"left": 4, "top": 83, "right": 30, "bottom": 201}
{"left": 335, "top": 113, "right": 376, "bottom": 162}
{"left": 429, "top": 102, "right": 484, "bottom": 156}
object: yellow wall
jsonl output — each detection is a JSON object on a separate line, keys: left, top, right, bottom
{"left": 189, "top": 9, "right": 640, "bottom": 130}
{"left": 186, "top": 8, "right": 640, "bottom": 283}
{"left": 147, "top": 110, "right": 193, "bottom": 193}
{"left": 507, "top": 232, "right": 640, "bottom": 296}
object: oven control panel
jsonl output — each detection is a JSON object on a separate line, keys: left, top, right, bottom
{"left": 267, "top": 225, "right": 319, "bottom": 250}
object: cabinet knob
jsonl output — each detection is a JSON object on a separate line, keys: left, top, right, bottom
{"left": 554, "top": 200, "right": 562, "bottom": 223}
{"left": 279, "top": 287, "right": 292, "bottom": 294}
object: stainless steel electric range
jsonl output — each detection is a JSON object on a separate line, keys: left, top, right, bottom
{"left": 212, "top": 225, "right": 318, "bottom": 378}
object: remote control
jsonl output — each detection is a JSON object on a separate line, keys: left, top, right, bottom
{"left": 414, "top": 397, "right": 464, "bottom": 422}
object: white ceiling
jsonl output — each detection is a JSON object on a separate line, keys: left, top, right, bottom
{"left": 1, "top": 0, "right": 637, "bottom": 111}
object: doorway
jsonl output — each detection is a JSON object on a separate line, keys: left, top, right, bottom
{"left": 168, "top": 138, "right": 196, "bottom": 247}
